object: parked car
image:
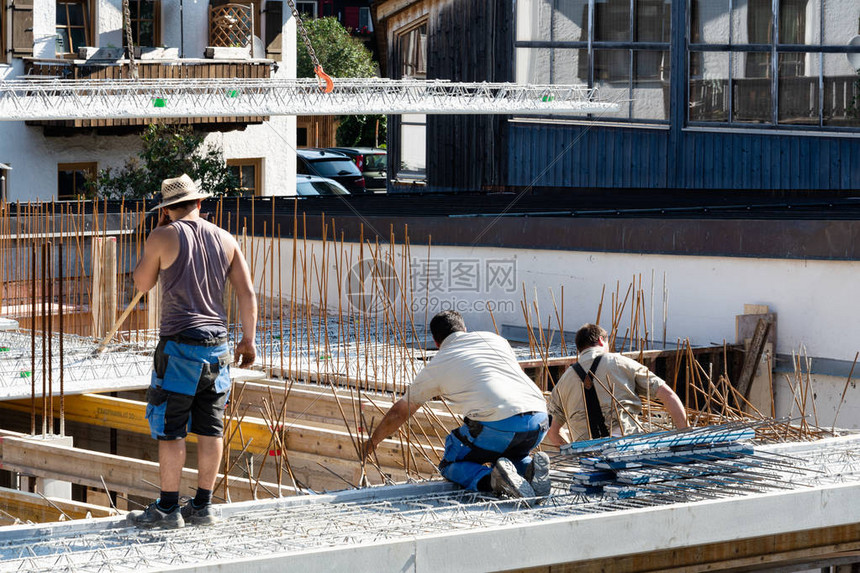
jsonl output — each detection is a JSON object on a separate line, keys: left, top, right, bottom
{"left": 326, "top": 147, "right": 387, "bottom": 192}
{"left": 296, "top": 149, "right": 367, "bottom": 194}
{"left": 295, "top": 175, "right": 351, "bottom": 197}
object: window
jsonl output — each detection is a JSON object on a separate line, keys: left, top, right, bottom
{"left": 689, "top": 0, "right": 860, "bottom": 128}
{"left": 123, "top": 0, "right": 159, "bottom": 48}
{"left": 515, "top": 0, "right": 671, "bottom": 122}
{"left": 295, "top": 0, "right": 317, "bottom": 18}
{"left": 57, "top": 163, "right": 96, "bottom": 201}
{"left": 228, "top": 159, "right": 262, "bottom": 196}
{"left": 359, "top": 7, "right": 372, "bottom": 33}
{"left": 397, "top": 23, "right": 427, "bottom": 177}
{"left": 56, "top": 0, "right": 90, "bottom": 56}
{"left": 0, "top": 4, "right": 5, "bottom": 60}
{"left": 400, "top": 23, "right": 426, "bottom": 78}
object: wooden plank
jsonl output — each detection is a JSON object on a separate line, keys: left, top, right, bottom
{"left": 0, "top": 431, "right": 297, "bottom": 501}
{"left": 736, "top": 317, "right": 772, "bottom": 400}
{"left": 0, "top": 486, "right": 119, "bottom": 523}
{"left": 512, "top": 523, "right": 860, "bottom": 573}
{"left": 236, "top": 381, "right": 459, "bottom": 436}
{"left": 90, "top": 237, "right": 117, "bottom": 339}
{"left": 0, "top": 393, "right": 439, "bottom": 472}
{"left": 743, "top": 304, "right": 769, "bottom": 315}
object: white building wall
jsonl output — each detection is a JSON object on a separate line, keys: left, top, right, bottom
{"left": 249, "top": 237, "right": 860, "bottom": 428}
{"left": 0, "top": 0, "right": 297, "bottom": 200}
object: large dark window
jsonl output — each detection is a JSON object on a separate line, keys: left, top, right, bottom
{"left": 123, "top": 0, "right": 159, "bottom": 48}
{"left": 56, "top": 0, "right": 90, "bottom": 56}
{"left": 689, "top": 0, "right": 860, "bottom": 128}
{"left": 515, "top": 0, "right": 672, "bottom": 122}
{"left": 227, "top": 158, "right": 262, "bottom": 196}
{"left": 58, "top": 163, "right": 95, "bottom": 201}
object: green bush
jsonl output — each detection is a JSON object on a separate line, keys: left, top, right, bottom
{"left": 89, "top": 124, "right": 240, "bottom": 199}
{"left": 297, "top": 17, "right": 386, "bottom": 148}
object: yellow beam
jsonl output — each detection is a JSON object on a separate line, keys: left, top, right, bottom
{"left": 0, "top": 393, "right": 439, "bottom": 472}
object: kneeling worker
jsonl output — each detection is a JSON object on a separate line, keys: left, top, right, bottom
{"left": 545, "top": 323, "right": 688, "bottom": 446}
{"left": 364, "top": 310, "right": 551, "bottom": 499}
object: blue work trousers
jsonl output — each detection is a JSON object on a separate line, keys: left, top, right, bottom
{"left": 439, "top": 411, "right": 548, "bottom": 491}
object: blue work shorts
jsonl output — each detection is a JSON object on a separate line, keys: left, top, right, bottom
{"left": 145, "top": 337, "right": 231, "bottom": 440}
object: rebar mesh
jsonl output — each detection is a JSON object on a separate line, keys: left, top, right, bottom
{"left": 1, "top": 433, "right": 859, "bottom": 572}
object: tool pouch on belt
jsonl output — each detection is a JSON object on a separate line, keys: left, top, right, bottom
{"left": 149, "top": 339, "right": 231, "bottom": 399}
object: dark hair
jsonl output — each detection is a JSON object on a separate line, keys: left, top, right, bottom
{"left": 575, "top": 323, "right": 607, "bottom": 352}
{"left": 165, "top": 198, "right": 200, "bottom": 212}
{"left": 429, "top": 310, "right": 466, "bottom": 345}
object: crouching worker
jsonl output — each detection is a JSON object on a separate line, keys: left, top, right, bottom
{"left": 128, "top": 174, "right": 257, "bottom": 529}
{"left": 545, "top": 323, "right": 687, "bottom": 446}
{"left": 364, "top": 310, "right": 551, "bottom": 499}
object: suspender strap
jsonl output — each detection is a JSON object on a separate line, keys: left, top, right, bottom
{"left": 572, "top": 354, "right": 609, "bottom": 439}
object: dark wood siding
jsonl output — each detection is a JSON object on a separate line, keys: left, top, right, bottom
{"left": 424, "top": 0, "right": 512, "bottom": 191}
{"left": 507, "top": 124, "right": 860, "bottom": 190}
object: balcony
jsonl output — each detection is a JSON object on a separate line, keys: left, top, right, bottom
{"left": 23, "top": 57, "right": 275, "bottom": 133}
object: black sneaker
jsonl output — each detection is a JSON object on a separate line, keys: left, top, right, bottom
{"left": 490, "top": 458, "right": 535, "bottom": 499}
{"left": 525, "top": 451, "right": 551, "bottom": 497}
{"left": 181, "top": 501, "right": 219, "bottom": 526}
{"left": 127, "top": 501, "right": 184, "bottom": 529}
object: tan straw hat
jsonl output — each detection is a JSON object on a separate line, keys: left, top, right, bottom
{"left": 151, "top": 174, "right": 211, "bottom": 210}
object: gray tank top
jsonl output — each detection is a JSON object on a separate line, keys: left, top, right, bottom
{"left": 159, "top": 219, "right": 230, "bottom": 337}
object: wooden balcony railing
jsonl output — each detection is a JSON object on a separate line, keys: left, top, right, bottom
{"left": 23, "top": 58, "right": 274, "bottom": 132}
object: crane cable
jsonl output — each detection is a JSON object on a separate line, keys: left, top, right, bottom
{"left": 122, "top": 0, "right": 139, "bottom": 80}
{"left": 283, "top": 0, "right": 334, "bottom": 93}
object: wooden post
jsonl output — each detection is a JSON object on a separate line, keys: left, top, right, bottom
{"left": 146, "top": 279, "right": 161, "bottom": 332}
{"left": 91, "top": 237, "right": 117, "bottom": 339}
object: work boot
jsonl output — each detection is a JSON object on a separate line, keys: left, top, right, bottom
{"left": 525, "top": 451, "right": 552, "bottom": 497}
{"left": 127, "top": 501, "right": 184, "bottom": 529}
{"left": 181, "top": 501, "right": 219, "bottom": 526}
{"left": 490, "top": 457, "right": 535, "bottom": 500}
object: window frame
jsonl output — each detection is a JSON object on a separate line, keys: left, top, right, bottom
{"left": 55, "top": 0, "right": 91, "bottom": 57}
{"left": 227, "top": 158, "right": 263, "bottom": 196}
{"left": 123, "top": 0, "right": 161, "bottom": 48}
{"left": 57, "top": 162, "right": 96, "bottom": 201}
{"left": 513, "top": 0, "right": 673, "bottom": 124}
{"left": 394, "top": 19, "right": 429, "bottom": 180}
{"left": 1, "top": 3, "right": 6, "bottom": 61}
{"left": 686, "top": 0, "right": 860, "bottom": 131}
{"left": 295, "top": 0, "right": 317, "bottom": 18}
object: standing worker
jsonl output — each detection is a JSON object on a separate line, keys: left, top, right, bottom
{"left": 545, "top": 323, "right": 687, "bottom": 446}
{"left": 128, "top": 174, "right": 257, "bottom": 528}
{"left": 364, "top": 310, "right": 551, "bottom": 499}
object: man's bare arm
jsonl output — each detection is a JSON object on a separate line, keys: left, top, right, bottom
{"left": 544, "top": 418, "right": 567, "bottom": 446}
{"left": 656, "top": 385, "right": 688, "bottom": 430}
{"left": 226, "top": 238, "right": 257, "bottom": 367}
{"left": 363, "top": 398, "right": 422, "bottom": 458}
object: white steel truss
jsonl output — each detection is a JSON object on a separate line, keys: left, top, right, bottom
{"left": 0, "top": 78, "right": 618, "bottom": 121}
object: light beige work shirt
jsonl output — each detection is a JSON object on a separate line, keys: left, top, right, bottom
{"left": 548, "top": 346, "right": 666, "bottom": 441}
{"left": 404, "top": 331, "right": 547, "bottom": 422}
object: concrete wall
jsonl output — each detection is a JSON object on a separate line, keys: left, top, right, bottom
{"left": 249, "top": 236, "right": 860, "bottom": 428}
{"left": 0, "top": 0, "right": 297, "bottom": 200}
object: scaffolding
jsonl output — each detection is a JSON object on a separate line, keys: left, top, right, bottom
{"left": 0, "top": 78, "right": 617, "bottom": 121}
